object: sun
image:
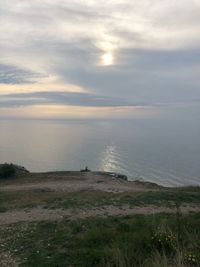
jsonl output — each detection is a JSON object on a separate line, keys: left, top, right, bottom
{"left": 102, "top": 52, "right": 114, "bottom": 66}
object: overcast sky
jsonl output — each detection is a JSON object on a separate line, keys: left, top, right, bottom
{"left": 0, "top": 0, "right": 200, "bottom": 119}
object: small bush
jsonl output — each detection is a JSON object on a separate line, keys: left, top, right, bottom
{"left": 151, "top": 231, "right": 176, "bottom": 255}
{"left": 184, "top": 251, "right": 200, "bottom": 266}
{"left": 80, "top": 166, "right": 91, "bottom": 172}
{"left": 0, "top": 163, "right": 16, "bottom": 179}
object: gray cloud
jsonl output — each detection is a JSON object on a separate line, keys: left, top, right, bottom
{"left": 0, "top": 91, "right": 139, "bottom": 108}
{"left": 51, "top": 46, "right": 200, "bottom": 103}
{"left": 0, "top": 0, "right": 200, "bottom": 117}
{"left": 0, "top": 64, "right": 41, "bottom": 84}
{"left": 1, "top": 91, "right": 199, "bottom": 110}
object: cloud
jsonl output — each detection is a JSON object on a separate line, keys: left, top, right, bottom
{"left": 0, "top": 0, "right": 200, "bottom": 118}
{"left": 0, "top": 64, "right": 41, "bottom": 84}
{"left": 51, "top": 46, "right": 200, "bottom": 104}
{"left": 1, "top": 91, "right": 199, "bottom": 112}
{"left": 0, "top": 91, "right": 138, "bottom": 108}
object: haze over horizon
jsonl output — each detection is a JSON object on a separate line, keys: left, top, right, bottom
{"left": 0, "top": 0, "right": 200, "bottom": 120}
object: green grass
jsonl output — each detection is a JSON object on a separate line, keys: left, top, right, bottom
{"left": 119, "top": 191, "right": 200, "bottom": 208}
{"left": 0, "top": 190, "right": 200, "bottom": 212}
{"left": 0, "top": 184, "right": 200, "bottom": 266}
{"left": 0, "top": 191, "right": 116, "bottom": 212}
{"left": 1, "top": 172, "right": 200, "bottom": 266}
{"left": 1, "top": 213, "right": 200, "bottom": 266}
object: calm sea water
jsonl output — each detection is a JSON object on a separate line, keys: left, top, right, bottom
{"left": 0, "top": 115, "right": 200, "bottom": 187}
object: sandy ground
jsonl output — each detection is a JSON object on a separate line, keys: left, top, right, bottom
{"left": 0, "top": 171, "right": 199, "bottom": 225}
{"left": 0, "top": 172, "right": 161, "bottom": 193}
{"left": 0, "top": 252, "right": 19, "bottom": 267}
{"left": 0, "top": 171, "right": 199, "bottom": 266}
{"left": 0, "top": 205, "right": 200, "bottom": 226}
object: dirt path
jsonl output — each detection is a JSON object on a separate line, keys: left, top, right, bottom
{"left": 0, "top": 171, "right": 198, "bottom": 267}
{"left": 0, "top": 205, "right": 200, "bottom": 225}
{"left": 0, "top": 172, "right": 161, "bottom": 193}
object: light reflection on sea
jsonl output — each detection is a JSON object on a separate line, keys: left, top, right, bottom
{"left": 0, "top": 118, "right": 200, "bottom": 187}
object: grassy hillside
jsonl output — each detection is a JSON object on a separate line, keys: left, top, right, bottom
{"left": 0, "top": 171, "right": 200, "bottom": 266}
{"left": 1, "top": 213, "right": 200, "bottom": 267}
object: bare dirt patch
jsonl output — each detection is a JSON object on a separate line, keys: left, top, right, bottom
{"left": 1, "top": 204, "right": 200, "bottom": 225}
{"left": 0, "top": 252, "right": 19, "bottom": 267}
{"left": 0, "top": 172, "right": 161, "bottom": 193}
{"left": 1, "top": 171, "right": 199, "bottom": 226}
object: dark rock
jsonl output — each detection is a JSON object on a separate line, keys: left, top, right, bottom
{"left": 110, "top": 173, "right": 128, "bottom": 181}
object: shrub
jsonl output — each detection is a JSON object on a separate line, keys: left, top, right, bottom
{"left": 184, "top": 251, "right": 200, "bottom": 266}
{"left": 151, "top": 231, "right": 176, "bottom": 255}
{"left": 80, "top": 166, "right": 91, "bottom": 172}
{"left": 0, "top": 163, "right": 16, "bottom": 179}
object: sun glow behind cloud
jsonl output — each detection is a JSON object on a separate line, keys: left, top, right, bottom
{"left": 101, "top": 53, "right": 114, "bottom": 66}
{"left": 0, "top": 0, "right": 200, "bottom": 119}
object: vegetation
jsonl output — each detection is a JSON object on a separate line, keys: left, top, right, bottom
{"left": 0, "top": 190, "right": 200, "bottom": 212}
{"left": 0, "top": 163, "right": 16, "bottom": 179}
{"left": 80, "top": 166, "right": 91, "bottom": 172}
{"left": 0, "top": 213, "right": 200, "bottom": 266}
{"left": 0, "top": 171, "right": 200, "bottom": 266}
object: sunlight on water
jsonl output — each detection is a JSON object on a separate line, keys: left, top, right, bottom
{"left": 100, "top": 145, "right": 119, "bottom": 173}
{"left": 0, "top": 118, "right": 200, "bottom": 187}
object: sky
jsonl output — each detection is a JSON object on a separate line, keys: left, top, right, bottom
{"left": 0, "top": 0, "right": 200, "bottom": 119}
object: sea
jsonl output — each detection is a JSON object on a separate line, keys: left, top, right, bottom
{"left": 0, "top": 113, "right": 200, "bottom": 187}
